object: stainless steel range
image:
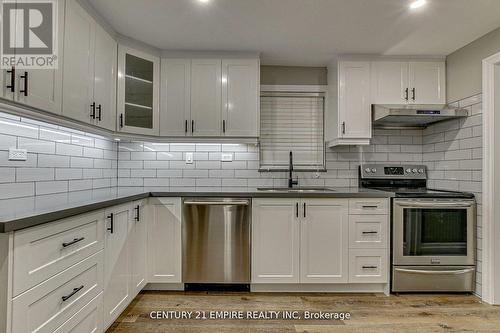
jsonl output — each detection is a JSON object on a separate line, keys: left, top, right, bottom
{"left": 359, "top": 164, "right": 476, "bottom": 293}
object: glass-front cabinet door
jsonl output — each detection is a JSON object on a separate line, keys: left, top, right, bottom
{"left": 117, "top": 45, "right": 159, "bottom": 135}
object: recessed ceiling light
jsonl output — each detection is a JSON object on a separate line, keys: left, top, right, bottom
{"left": 198, "top": 0, "right": 210, "bottom": 3}
{"left": 409, "top": 0, "right": 427, "bottom": 9}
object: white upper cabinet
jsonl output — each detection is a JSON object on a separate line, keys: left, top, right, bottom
{"left": 371, "top": 60, "right": 446, "bottom": 105}
{"left": 15, "top": 0, "right": 65, "bottom": 114}
{"left": 160, "top": 59, "right": 191, "bottom": 136}
{"left": 371, "top": 61, "right": 409, "bottom": 104}
{"left": 336, "top": 61, "right": 371, "bottom": 142}
{"left": 63, "top": 0, "right": 117, "bottom": 129}
{"left": 0, "top": 0, "right": 64, "bottom": 114}
{"left": 300, "top": 199, "right": 348, "bottom": 283}
{"left": 93, "top": 24, "right": 117, "bottom": 131}
{"left": 190, "top": 59, "right": 222, "bottom": 136}
{"left": 408, "top": 61, "right": 446, "bottom": 104}
{"left": 160, "top": 57, "right": 259, "bottom": 138}
{"left": 222, "top": 59, "right": 259, "bottom": 137}
{"left": 117, "top": 46, "right": 160, "bottom": 135}
{"left": 62, "top": 0, "right": 95, "bottom": 124}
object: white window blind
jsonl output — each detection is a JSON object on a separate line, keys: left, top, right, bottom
{"left": 260, "top": 92, "right": 325, "bottom": 170}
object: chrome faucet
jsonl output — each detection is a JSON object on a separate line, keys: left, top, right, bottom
{"left": 288, "top": 151, "right": 298, "bottom": 188}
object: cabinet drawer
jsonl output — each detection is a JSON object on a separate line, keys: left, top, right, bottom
{"left": 11, "top": 251, "right": 103, "bottom": 333}
{"left": 349, "top": 215, "right": 388, "bottom": 249}
{"left": 349, "top": 198, "right": 388, "bottom": 215}
{"left": 13, "top": 210, "right": 104, "bottom": 296}
{"left": 348, "top": 249, "right": 388, "bottom": 283}
{"left": 53, "top": 293, "right": 103, "bottom": 333}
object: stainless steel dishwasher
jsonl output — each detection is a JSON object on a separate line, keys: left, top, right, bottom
{"left": 182, "top": 198, "right": 251, "bottom": 286}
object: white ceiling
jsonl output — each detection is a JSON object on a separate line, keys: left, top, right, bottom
{"left": 87, "top": 0, "right": 500, "bottom": 66}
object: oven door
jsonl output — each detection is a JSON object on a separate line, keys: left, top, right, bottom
{"left": 393, "top": 199, "right": 475, "bottom": 266}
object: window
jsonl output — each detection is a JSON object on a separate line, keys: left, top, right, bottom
{"left": 260, "top": 92, "right": 325, "bottom": 170}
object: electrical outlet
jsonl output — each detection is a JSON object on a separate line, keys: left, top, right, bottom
{"left": 9, "top": 148, "right": 27, "bottom": 161}
{"left": 185, "top": 152, "right": 193, "bottom": 164}
{"left": 221, "top": 153, "right": 233, "bottom": 162}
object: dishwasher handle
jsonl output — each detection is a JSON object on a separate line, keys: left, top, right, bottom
{"left": 183, "top": 200, "right": 249, "bottom": 206}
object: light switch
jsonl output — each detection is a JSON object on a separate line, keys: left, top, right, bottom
{"left": 221, "top": 153, "right": 233, "bottom": 162}
{"left": 185, "top": 152, "right": 193, "bottom": 164}
{"left": 9, "top": 148, "right": 27, "bottom": 161}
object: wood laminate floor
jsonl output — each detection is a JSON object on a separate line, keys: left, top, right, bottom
{"left": 107, "top": 291, "right": 500, "bottom": 333}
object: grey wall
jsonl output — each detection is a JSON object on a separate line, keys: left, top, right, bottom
{"left": 447, "top": 26, "right": 500, "bottom": 102}
{"left": 260, "top": 66, "right": 327, "bottom": 85}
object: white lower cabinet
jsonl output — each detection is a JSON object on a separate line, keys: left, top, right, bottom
{"left": 252, "top": 199, "right": 300, "bottom": 283}
{"left": 147, "top": 198, "right": 182, "bottom": 283}
{"left": 129, "top": 199, "right": 147, "bottom": 294}
{"left": 252, "top": 198, "right": 390, "bottom": 287}
{"left": 103, "top": 203, "right": 132, "bottom": 329}
{"left": 53, "top": 293, "right": 103, "bottom": 333}
{"left": 252, "top": 198, "right": 349, "bottom": 284}
{"left": 11, "top": 251, "right": 103, "bottom": 333}
{"left": 348, "top": 249, "right": 388, "bottom": 283}
{"left": 300, "top": 199, "right": 348, "bottom": 283}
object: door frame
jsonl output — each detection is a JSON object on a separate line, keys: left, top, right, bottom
{"left": 482, "top": 51, "right": 500, "bottom": 304}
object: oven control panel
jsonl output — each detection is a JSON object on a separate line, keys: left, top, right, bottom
{"left": 360, "top": 164, "right": 427, "bottom": 179}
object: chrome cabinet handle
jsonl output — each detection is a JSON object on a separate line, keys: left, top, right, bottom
{"left": 395, "top": 268, "right": 474, "bottom": 275}
{"left": 342, "top": 121, "right": 346, "bottom": 134}
{"left": 185, "top": 120, "right": 188, "bottom": 133}
{"left": 411, "top": 88, "right": 415, "bottom": 101}
{"left": 119, "top": 114, "right": 124, "bottom": 128}
{"left": 20, "top": 71, "right": 28, "bottom": 96}
{"left": 223, "top": 120, "right": 226, "bottom": 133}
{"left": 191, "top": 120, "right": 194, "bottom": 133}
{"left": 303, "top": 202, "right": 306, "bottom": 218}
{"left": 362, "top": 205, "right": 378, "bottom": 209}
{"left": 362, "top": 231, "right": 378, "bottom": 234}
{"left": 404, "top": 88, "right": 409, "bottom": 101}
{"left": 62, "top": 285, "right": 84, "bottom": 302}
{"left": 296, "top": 202, "right": 299, "bottom": 218}
{"left": 362, "top": 266, "right": 378, "bottom": 269}
{"left": 6, "top": 67, "right": 15, "bottom": 92}
{"left": 62, "top": 237, "right": 85, "bottom": 248}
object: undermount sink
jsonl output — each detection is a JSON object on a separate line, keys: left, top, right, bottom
{"left": 257, "top": 187, "right": 336, "bottom": 193}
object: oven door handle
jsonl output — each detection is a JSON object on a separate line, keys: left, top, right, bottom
{"left": 396, "top": 202, "right": 473, "bottom": 208}
{"left": 394, "top": 268, "right": 474, "bottom": 275}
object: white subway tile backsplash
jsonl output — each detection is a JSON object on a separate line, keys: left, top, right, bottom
{"left": 36, "top": 181, "right": 68, "bottom": 195}
{"left": 55, "top": 168, "right": 83, "bottom": 180}
{"left": 18, "top": 137, "right": 55, "bottom": 154}
{"left": 0, "top": 134, "right": 17, "bottom": 150}
{"left": 56, "top": 143, "right": 83, "bottom": 156}
{"left": 17, "top": 168, "right": 54, "bottom": 181}
{"left": 0, "top": 182, "right": 34, "bottom": 199}
{"left": 37, "top": 154, "right": 70, "bottom": 167}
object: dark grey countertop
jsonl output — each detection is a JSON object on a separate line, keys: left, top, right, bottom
{"left": 0, "top": 187, "right": 393, "bottom": 233}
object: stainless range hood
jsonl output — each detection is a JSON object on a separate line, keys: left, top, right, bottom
{"left": 372, "top": 104, "right": 469, "bottom": 129}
